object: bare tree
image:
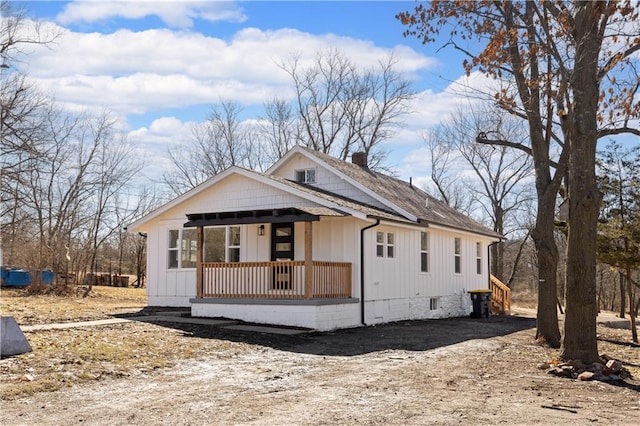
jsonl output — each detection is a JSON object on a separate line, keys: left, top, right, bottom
{"left": 259, "top": 97, "right": 299, "bottom": 164}
{"left": 421, "top": 128, "right": 474, "bottom": 215}
{"left": 439, "top": 106, "right": 535, "bottom": 282}
{"left": 0, "top": 0, "right": 59, "bottom": 65}
{"left": 1, "top": 0, "right": 61, "bottom": 270}
{"left": 82, "top": 113, "right": 142, "bottom": 295}
{"left": 1, "top": 2, "right": 148, "bottom": 293}
{"left": 279, "top": 49, "right": 414, "bottom": 165}
{"left": 163, "top": 100, "right": 260, "bottom": 195}
{"left": 2, "top": 106, "right": 144, "bottom": 292}
{"left": 596, "top": 141, "right": 640, "bottom": 342}
{"left": 115, "top": 187, "right": 158, "bottom": 281}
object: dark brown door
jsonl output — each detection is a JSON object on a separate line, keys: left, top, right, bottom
{"left": 271, "top": 222, "right": 294, "bottom": 289}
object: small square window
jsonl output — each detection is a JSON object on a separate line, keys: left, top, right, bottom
{"left": 376, "top": 231, "right": 394, "bottom": 258}
{"left": 430, "top": 298, "right": 438, "bottom": 310}
{"left": 168, "top": 250, "right": 178, "bottom": 269}
{"left": 228, "top": 247, "right": 240, "bottom": 263}
{"left": 169, "top": 230, "right": 179, "bottom": 249}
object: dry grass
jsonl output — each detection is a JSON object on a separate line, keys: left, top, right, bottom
{"left": 0, "top": 285, "right": 147, "bottom": 325}
{"left": 0, "top": 286, "right": 248, "bottom": 400}
{"left": 0, "top": 322, "right": 244, "bottom": 400}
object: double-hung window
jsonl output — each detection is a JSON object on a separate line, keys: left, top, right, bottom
{"left": 168, "top": 229, "right": 197, "bottom": 269}
{"left": 454, "top": 237, "right": 462, "bottom": 274}
{"left": 476, "top": 242, "right": 482, "bottom": 274}
{"left": 420, "top": 231, "right": 429, "bottom": 272}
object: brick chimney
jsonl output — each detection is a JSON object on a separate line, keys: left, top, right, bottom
{"left": 352, "top": 152, "right": 368, "bottom": 168}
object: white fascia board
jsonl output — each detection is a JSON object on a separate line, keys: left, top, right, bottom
{"left": 269, "top": 146, "right": 418, "bottom": 222}
{"left": 377, "top": 220, "right": 426, "bottom": 231}
{"left": 427, "top": 223, "right": 502, "bottom": 242}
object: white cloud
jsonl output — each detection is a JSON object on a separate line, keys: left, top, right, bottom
{"left": 56, "top": 0, "right": 247, "bottom": 28}
{"left": 25, "top": 24, "right": 436, "bottom": 119}
{"left": 127, "top": 116, "right": 196, "bottom": 183}
{"left": 128, "top": 116, "right": 193, "bottom": 147}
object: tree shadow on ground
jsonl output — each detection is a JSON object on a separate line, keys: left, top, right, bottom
{"left": 117, "top": 309, "right": 536, "bottom": 357}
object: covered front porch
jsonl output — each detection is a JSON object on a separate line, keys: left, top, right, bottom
{"left": 186, "top": 208, "right": 355, "bottom": 301}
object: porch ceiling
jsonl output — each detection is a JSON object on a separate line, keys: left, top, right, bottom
{"left": 183, "top": 207, "right": 346, "bottom": 227}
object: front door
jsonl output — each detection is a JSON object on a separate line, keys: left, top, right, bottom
{"left": 271, "top": 222, "right": 294, "bottom": 290}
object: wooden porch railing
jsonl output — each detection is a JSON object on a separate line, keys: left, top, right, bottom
{"left": 199, "top": 260, "right": 352, "bottom": 299}
{"left": 490, "top": 274, "right": 511, "bottom": 315}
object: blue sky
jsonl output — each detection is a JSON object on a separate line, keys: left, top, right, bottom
{"left": 14, "top": 1, "right": 498, "bottom": 187}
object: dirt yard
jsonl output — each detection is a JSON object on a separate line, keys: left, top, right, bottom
{"left": 1, "top": 288, "right": 639, "bottom": 425}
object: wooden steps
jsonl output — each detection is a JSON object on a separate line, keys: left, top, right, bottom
{"left": 490, "top": 275, "right": 511, "bottom": 315}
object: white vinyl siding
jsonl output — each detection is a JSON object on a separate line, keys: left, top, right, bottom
{"left": 161, "top": 173, "right": 329, "bottom": 216}
{"left": 366, "top": 226, "right": 492, "bottom": 305}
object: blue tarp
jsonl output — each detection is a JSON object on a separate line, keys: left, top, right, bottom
{"left": 0, "top": 268, "right": 53, "bottom": 287}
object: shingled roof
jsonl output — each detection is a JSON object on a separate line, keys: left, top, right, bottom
{"left": 267, "top": 173, "right": 411, "bottom": 224}
{"left": 296, "top": 147, "right": 502, "bottom": 239}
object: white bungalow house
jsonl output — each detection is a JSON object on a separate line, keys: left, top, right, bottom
{"left": 127, "top": 146, "right": 506, "bottom": 331}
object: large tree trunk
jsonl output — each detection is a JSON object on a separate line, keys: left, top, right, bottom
{"left": 491, "top": 207, "right": 505, "bottom": 281}
{"left": 560, "top": 2, "right": 602, "bottom": 364}
{"left": 490, "top": 243, "right": 504, "bottom": 282}
{"left": 532, "top": 189, "right": 561, "bottom": 347}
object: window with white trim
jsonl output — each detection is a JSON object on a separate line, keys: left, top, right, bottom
{"left": 376, "top": 231, "right": 395, "bottom": 258}
{"left": 168, "top": 229, "right": 197, "bottom": 269}
{"left": 476, "top": 242, "right": 482, "bottom": 274}
{"left": 168, "top": 230, "right": 179, "bottom": 269}
{"left": 204, "top": 226, "right": 241, "bottom": 263}
{"left": 420, "top": 231, "right": 429, "bottom": 272}
{"left": 454, "top": 237, "right": 462, "bottom": 274}
{"left": 295, "top": 168, "right": 316, "bottom": 183}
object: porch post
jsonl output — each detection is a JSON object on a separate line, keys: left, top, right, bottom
{"left": 304, "top": 221, "right": 313, "bottom": 299}
{"left": 196, "top": 226, "right": 203, "bottom": 298}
